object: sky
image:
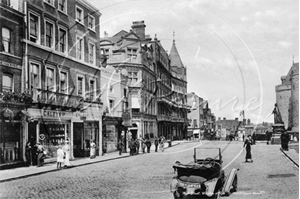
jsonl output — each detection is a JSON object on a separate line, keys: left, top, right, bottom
{"left": 89, "top": 0, "right": 299, "bottom": 124}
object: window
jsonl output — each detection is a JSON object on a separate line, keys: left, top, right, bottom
{"left": 76, "top": 6, "right": 83, "bottom": 24}
{"left": 76, "top": 36, "right": 83, "bottom": 60}
{"left": 77, "top": 76, "right": 84, "bottom": 97}
{"left": 30, "top": 63, "right": 40, "bottom": 89}
{"left": 127, "top": 48, "right": 137, "bottom": 59}
{"left": 89, "top": 43, "right": 95, "bottom": 64}
{"left": 2, "top": 28, "right": 11, "bottom": 53}
{"left": 46, "top": 67, "right": 55, "bottom": 91}
{"left": 109, "top": 99, "right": 114, "bottom": 109}
{"left": 44, "top": 0, "right": 53, "bottom": 6}
{"left": 58, "top": 0, "right": 66, "bottom": 13}
{"left": 45, "top": 21, "right": 54, "bottom": 48}
{"left": 2, "top": 73, "right": 13, "bottom": 92}
{"left": 59, "top": 28, "right": 67, "bottom": 53}
{"left": 29, "top": 13, "right": 39, "bottom": 43}
{"left": 88, "top": 15, "right": 95, "bottom": 31}
{"left": 90, "top": 80, "right": 96, "bottom": 100}
{"left": 60, "top": 71, "right": 68, "bottom": 94}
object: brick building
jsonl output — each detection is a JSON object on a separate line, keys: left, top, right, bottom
{"left": 17, "top": 0, "right": 103, "bottom": 161}
{"left": 0, "top": 0, "right": 30, "bottom": 168}
{"left": 275, "top": 62, "right": 299, "bottom": 133}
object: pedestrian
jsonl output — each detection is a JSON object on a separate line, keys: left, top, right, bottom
{"left": 145, "top": 138, "right": 151, "bottom": 153}
{"left": 154, "top": 136, "right": 159, "bottom": 152}
{"left": 56, "top": 145, "right": 64, "bottom": 169}
{"left": 243, "top": 135, "right": 253, "bottom": 162}
{"left": 116, "top": 139, "right": 123, "bottom": 155}
{"left": 36, "top": 142, "right": 45, "bottom": 167}
{"left": 90, "top": 140, "right": 96, "bottom": 159}
{"left": 135, "top": 139, "right": 140, "bottom": 154}
{"left": 252, "top": 132, "right": 256, "bottom": 145}
{"left": 25, "top": 141, "right": 32, "bottom": 166}
{"left": 129, "top": 138, "right": 135, "bottom": 156}
{"left": 160, "top": 136, "right": 165, "bottom": 152}
{"left": 280, "top": 131, "right": 289, "bottom": 151}
{"left": 63, "top": 140, "right": 70, "bottom": 168}
{"left": 266, "top": 131, "right": 271, "bottom": 145}
{"left": 142, "top": 138, "right": 146, "bottom": 153}
{"left": 242, "top": 133, "right": 245, "bottom": 142}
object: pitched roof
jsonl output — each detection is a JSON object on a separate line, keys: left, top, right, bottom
{"left": 169, "top": 40, "right": 185, "bottom": 68}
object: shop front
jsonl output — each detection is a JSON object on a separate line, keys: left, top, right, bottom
{"left": 0, "top": 105, "right": 25, "bottom": 165}
{"left": 27, "top": 108, "right": 72, "bottom": 160}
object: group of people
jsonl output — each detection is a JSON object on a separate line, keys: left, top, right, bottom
{"left": 121, "top": 136, "right": 166, "bottom": 156}
{"left": 25, "top": 140, "right": 71, "bottom": 169}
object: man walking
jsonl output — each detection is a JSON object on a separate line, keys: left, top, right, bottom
{"left": 154, "top": 136, "right": 159, "bottom": 152}
{"left": 116, "top": 139, "right": 123, "bottom": 155}
{"left": 145, "top": 138, "right": 151, "bottom": 153}
{"left": 135, "top": 138, "right": 140, "bottom": 155}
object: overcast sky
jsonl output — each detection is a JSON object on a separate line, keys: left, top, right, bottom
{"left": 89, "top": 0, "right": 299, "bottom": 124}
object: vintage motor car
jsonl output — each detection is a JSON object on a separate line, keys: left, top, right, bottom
{"left": 170, "top": 147, "right": 238, "bottom": 198}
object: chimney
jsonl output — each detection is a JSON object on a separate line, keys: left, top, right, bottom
{"left": 235, "top": 117, "right": 238, "bottom": 121}
{"left": 218, "top": 117, "right": 221, "bottom": 121}
{"left": 131, "top": 21, "right": 146, "bottom": 40}
{"left": 223, "top": 117, "right": 226, "bottom": 120}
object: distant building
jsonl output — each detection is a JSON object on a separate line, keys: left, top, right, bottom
{"left": 216, "top": 117, "right": 240, "bottom": 140}
{"left": 275, "top": 62, "right": 299, "bottom": 133}
{"left": 187, "top": 92, "right": 204, "bottom": 139}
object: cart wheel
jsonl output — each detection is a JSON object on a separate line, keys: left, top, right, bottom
{"left": 231, "top": 175, "right": 238, "bottom": 192}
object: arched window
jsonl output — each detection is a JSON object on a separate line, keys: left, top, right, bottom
{"left": 2, "top": 27, "right": 11, "bottom": 53}
{"left": 3, "top": 73, "right": 13, "bottom": 92}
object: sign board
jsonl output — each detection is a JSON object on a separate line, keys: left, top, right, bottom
{"left": 122, "top": 110, "right": 132, "bottom": 127}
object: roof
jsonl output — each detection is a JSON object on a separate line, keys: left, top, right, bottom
{"left": 169, "top": 40, "right": 185, "bottom": 68}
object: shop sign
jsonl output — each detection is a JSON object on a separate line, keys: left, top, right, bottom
{"left": 122, "top": 110, "right": 132, "bottom": 127}
{"left": 42, "top": 109, "right": 66, "bottom": 117}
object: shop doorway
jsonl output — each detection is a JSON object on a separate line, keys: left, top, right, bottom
{"left": 73, "top": 122, "right": 84, "bottom": 157}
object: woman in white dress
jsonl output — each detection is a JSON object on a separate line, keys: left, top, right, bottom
{"left": 90, "top": 140, "right": 96, "bottom": 159}
{"left": 63, "top": 140, "right": 71, "bottom": 168}
{"left": 57, "top": 145, "right": 64, "bottom": 169}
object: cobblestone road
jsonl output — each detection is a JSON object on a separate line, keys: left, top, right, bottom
{"left": 0, "top": 141, "right": 298, "bottom": 199}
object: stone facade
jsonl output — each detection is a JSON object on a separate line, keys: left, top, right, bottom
{"left": 275, "top": 62, "right": 299, "bottom": 132}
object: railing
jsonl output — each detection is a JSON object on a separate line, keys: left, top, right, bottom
{"left": 32, "top": 89, "right": 100, "bottom": 109}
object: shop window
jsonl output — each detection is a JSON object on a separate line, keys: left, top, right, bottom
{"left": 2, "top": 73, "right": 13, "bottom": 92}
{"left": 2, "top": 27, "right": 11, "bottom": 53}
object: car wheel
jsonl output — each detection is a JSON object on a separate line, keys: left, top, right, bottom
{"left": 173, "top": 190, "right": 183, "bottom": 199}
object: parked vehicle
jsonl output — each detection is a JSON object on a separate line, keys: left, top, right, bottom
{"left": 170, "top": 147, "right": 238, "bottom": 198}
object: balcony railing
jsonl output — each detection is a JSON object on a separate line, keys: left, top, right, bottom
{"left": 31, "top": 89, "right": 100, "bottom": 109}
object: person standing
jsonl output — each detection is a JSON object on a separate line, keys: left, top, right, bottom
{"left": 142, "top": 138, "right": 146, "bottom": 153}
{"left": 160, "top": 136, "right": 165, "bottom": 152}
{"left": 36, "top": 142, "right": 45, "bottom": 167}
{"left": 280, "top": 131, "right": 289, "bottom": 151}
{"left": 90, "top": 140, "right": 96, "bottom": 159}
{"left": 128, "top": 138, "right": 134, "bottom": 156}
{"left": 25, "top": 141, "right": 32, "bottom": 166}
{"left": 252, "top": 132, "right": 256, "bottom": 145}
{"left": 145, "top": 138, "right": 151, "bottom": 153}
{"left": 56, "top": 145, "right": 64, "bottom": 169}
{"left": 135, "top": 139, "right": 140, "bottom": 155}
{"left": 154, "top": 137, "right": 159, "bottom": 152}
{"left": 63, "top": 140, "right": 71, "bottom": 168}
{"left": 116, "top": 139, "right": 123, "bottom": 155}
{"left": 243, "top": 135, "right": 253, "bottom": 162}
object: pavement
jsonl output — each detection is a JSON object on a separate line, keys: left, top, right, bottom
{"left": 280, "top": 142, "right": 299, "bottom": 167}
{"left": 0, "top": 141, "right": 181, "bottom": 183}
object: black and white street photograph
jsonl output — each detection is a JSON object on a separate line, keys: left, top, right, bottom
{"left": 0, "top": 0, "right": 298, "bottom": 198}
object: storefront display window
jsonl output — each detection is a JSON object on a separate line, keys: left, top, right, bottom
{"left": 39, "top": 122, "right": 69, "bottom": 158}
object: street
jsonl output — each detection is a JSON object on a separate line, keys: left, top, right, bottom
{"left": 0, "top": 141, "right": 298, "bottom": 199}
